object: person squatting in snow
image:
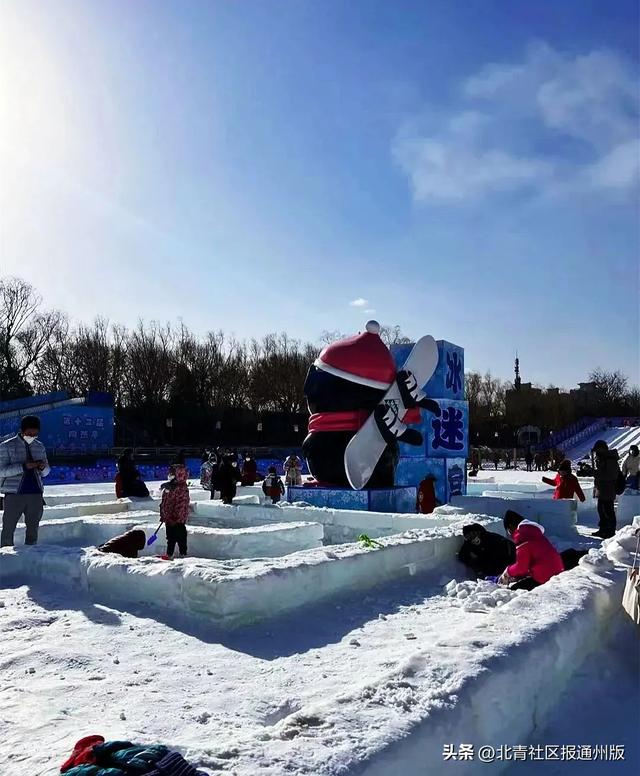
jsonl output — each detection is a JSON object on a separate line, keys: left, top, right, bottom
{"left": 115, "top": 448, "right": 150, "bottom": 499}
{"left": 99, "top": 529, "right": 146, "bottom": 558}
{"left": 498, "top": 510, "right": 564, "bottom": 591}
{"left": 457, "top": 523, "right": 516, "bottom": 579}
{"left": 542, "top": 458, "right": 586, "bottom": 502}
{"left": 159, "top": 464, "right": 190, "bottom": 558}
{"left": 262, "top": 465, "right": 285, "bottom": 503}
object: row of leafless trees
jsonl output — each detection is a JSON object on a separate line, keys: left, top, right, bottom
{"left": 2, "top": 276, "right": 636, "bottom": 431}
{"left": 0, "top": 276, "right": 410, "bottom": 416}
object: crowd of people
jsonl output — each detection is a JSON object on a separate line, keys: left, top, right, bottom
{"left": 2, "top": 413, "right": 639, "bottom": 582}
{"left": 469, "top": 447, "right": 566, "bottom": 475}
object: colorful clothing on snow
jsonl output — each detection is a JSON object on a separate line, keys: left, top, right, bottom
{"left": 60, "top": 739, "right": 206, "bottom": 776}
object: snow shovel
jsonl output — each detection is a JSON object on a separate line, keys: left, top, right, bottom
{"left": 147, "top": 522, "right": 164, "bottom": 547}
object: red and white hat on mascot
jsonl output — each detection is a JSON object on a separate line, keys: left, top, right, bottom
{"left": 314, "top": 320, "right": 396, "bottom": 390}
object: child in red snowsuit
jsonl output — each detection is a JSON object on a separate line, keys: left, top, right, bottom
{"left": 499, "top": 510, "right": 564, "bottom": 590}
{"left": 542, "top": 459, "right": 586, "bottom": 502}
{"left": 160, "top": 465, "right": 190, "bottom": 558}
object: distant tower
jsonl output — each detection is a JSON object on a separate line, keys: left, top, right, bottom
{"left": 514, "top": 353, "right": 521, "bottom": 391}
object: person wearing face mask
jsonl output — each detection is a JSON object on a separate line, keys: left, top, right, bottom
{"left": 457, "top": 523, "right": 516, "bottom": 579}
{"left": 0, "top": 415, "right": 50, "bottom": 547}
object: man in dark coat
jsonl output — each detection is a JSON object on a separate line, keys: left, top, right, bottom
{"left": 458, "top": 523, "right": 516, "bottom": 579}
{"left": 592, "top": 440, "right": 621, "bottom": 539}
{"left": 217, "top": 453, "right": 241, "bottom": 504}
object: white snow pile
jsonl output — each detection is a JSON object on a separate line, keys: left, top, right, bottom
{"left": 444, "top": 578, "right": 523, "bottom": 612}
{"left": 602, "top": 522, "right": 640, "bottom": 567}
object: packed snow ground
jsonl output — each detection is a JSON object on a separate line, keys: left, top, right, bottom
{"left": 1, "top": 472, "right": 639, "bottom": 775}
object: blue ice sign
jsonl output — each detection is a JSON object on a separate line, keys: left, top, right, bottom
{"left": 432, "top": 407, "right": 465, "bottom": 452}
{"left": 446, "top": 351, "right": 463, "bottom": 395}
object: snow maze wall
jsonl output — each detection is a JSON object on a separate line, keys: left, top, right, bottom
{"left": 1, "top": 486, "right": 638, "bottom": 774}
{"left": 1, "top": 494, "right": 491, "bottom": 628}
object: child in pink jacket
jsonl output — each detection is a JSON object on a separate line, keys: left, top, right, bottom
{"left": 160, "top": 465, "right": 190, "bottom": 558}
{"left": 499, "top": 510, "right": 564, "bottom": 591}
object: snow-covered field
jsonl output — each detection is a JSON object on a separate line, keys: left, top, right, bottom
{"left": 1, "top": 473, "right": 638, "bottom": 775}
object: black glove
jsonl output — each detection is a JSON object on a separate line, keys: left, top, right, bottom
{"left": 374, "top": 404, "right": 423, "bottom": 446}
{"left": 396, "top": 370, "right": 440, "bottom": 415}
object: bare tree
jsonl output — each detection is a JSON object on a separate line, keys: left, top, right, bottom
{"left": 378, "top": 324, "right": 412, "bottom": 347}
{"left": 123, "top": 321, "right": 175, "bottom": 408}
{"left": 589, "top": 368, "right": 629, "bottom": 411}
{"left": 318, "top": 330, "right": 346, "bottom": 346}
{"left": 248, "top": 334, "right": 317, "bottom": 413}
{"left": 0, "top": 277, "right": 66, "bottom": 398}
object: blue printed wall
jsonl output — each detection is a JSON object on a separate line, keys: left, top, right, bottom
{"left": 0, "top": 405, "right": 114, "bottom": 451}
{"left": 392, "top": 339, "right": 468, "bottom": 505}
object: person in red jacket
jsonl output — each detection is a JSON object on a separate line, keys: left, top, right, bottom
{"left": 160, "top": 464, "right": 191, "bottom": 558}
{"left": 542, "top": 459, "right": 586, "bottom": 502}
{"left": 499, "top": 510, "right": 564, "bottom": 591}
{"left": 417, "top": 474, "right": 437, "bottom": 514}
{"left": 241, "top": 454, "right": 258, "bottom": 486}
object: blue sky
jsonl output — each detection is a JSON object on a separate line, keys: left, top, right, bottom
{"left": 1, "top": 0, "right": 638, "bottom": 388}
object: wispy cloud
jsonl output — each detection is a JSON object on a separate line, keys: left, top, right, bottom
{"left": 364, "top": 308, "right": 376, "bottom": 314}
{"left": 394, "top": 43, "right": 639, "bottom": 203}
{"left": 349, "top": 297, "right": 369, "bottom": 308}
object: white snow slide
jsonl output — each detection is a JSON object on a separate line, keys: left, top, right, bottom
{"left": 563, "top": 424, "right": 640, "bottom": 463}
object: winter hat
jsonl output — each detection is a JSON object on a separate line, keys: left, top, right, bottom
{"left": 503, "top": 509, "right": 524, "bottom": 533}
{"left": 462, "top": 523, "right": 486, "bottom": 538}
{"left": 314, "top": 321, "right": 396, "bottom": 390}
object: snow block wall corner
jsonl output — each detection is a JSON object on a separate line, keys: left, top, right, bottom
{"left": 392, "top": 339, "right": 468, "bottom": 504}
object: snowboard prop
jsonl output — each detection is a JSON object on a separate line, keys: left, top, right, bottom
{"left": 302, "top": 321, "right": 440, "bottom": 490}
